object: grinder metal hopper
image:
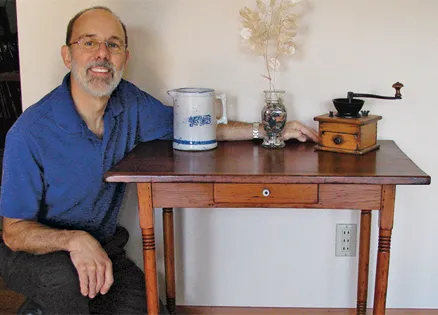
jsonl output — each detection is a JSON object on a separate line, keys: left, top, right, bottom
{"left": 333, "top": 82, "right": 404, "bottom": 118}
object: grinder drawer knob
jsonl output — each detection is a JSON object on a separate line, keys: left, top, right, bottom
{"left": 262, "top": 189, "right": 270, "bottom": 197}
{"left": 333, "top": 136, "right": 343, "bottom": 145}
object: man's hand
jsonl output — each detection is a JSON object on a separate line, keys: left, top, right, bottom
{"left": 2, "top": 219, "right": 113, "bottom": 298}
{"left": 69, "top": 231, "right": 113, "bottom": 299}
{"left": 282, "top": 120, "right": 319, "bottom": 143}
{"left": 216, "top": 120, "right": 319, "bottom": 142}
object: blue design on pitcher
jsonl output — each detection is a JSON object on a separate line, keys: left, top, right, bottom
{"left": 188, "top": 115, "right": 212, "bottom": 127}
{"left": 173, "top": 139, "right": 216, "bottom": 145}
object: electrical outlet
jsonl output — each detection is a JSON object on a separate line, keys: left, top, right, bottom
{"left": 335, "top": 224, "right": 357, "bottom": 257}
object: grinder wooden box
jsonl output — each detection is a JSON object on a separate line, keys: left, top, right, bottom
{"left": 314, "top": 114, "right": 382, "bottom": 155}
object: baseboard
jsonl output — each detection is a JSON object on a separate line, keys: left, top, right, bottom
{"left": 176, "top": 305, "right": 438, "bottom": 315}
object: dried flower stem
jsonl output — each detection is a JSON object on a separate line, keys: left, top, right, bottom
{"left": 240, "top": 0, "right": 301, "bottom": 91}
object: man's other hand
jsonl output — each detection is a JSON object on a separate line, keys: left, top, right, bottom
{"left": 283, "top": 120, "right": 319, "bottom": 143}
{"left": 68, "top": 231, "right": 113, "bottom": 299}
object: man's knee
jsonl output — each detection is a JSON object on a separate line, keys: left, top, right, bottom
{"left": 29, "top": 252, "right": 89, "bottom": 314}
{"left": 0, "top": 245, "right": 78, "bottom": 296}
{"left": 34, "top": 251, "right": 80, "bottom": 294}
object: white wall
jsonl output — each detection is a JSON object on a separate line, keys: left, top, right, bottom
{"left": 16, "top": 0, "right": 437, "bottom": 309}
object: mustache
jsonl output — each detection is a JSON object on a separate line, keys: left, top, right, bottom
{"left": 86, "top": 60, "right": 116, "bottom": 73}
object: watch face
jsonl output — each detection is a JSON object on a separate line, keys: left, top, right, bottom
{"left": 253, "top": 123, "right": 260, "bottom": 139}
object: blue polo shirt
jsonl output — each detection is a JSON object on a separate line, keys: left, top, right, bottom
{"left": 0, "top": 73, "right": 173, "bottom": 243}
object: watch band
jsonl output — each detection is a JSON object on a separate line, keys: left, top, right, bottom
{"left": 252, "top": 122, "right": 260, "bottom": 139}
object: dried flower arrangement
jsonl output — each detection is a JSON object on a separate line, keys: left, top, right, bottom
{"left": 240, "top": 0, "right": 302, "bottom": 91}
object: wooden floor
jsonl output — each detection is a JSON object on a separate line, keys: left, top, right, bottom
{"left": 177, "top": 306, "right": 438, "bottom": 315}
{"left": 0, "top": 277, "right": 25, "bottom": 315}
{"left": 0, "top": 279, "right": 436, "bottom": 315}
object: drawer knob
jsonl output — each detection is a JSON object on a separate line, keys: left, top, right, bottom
{"left": 262, "top": 189, "right": 271, "bottom": 197}
{"left": 333, "top": 136, "right": 343, "bottom": 145}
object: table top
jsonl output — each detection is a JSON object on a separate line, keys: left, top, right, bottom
{"left": 104, "top": 140, "right": 431, "bottom": 185}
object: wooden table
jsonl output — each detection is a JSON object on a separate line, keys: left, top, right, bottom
{"left": 104, "top": 140, "right": 430, "bottom": 315}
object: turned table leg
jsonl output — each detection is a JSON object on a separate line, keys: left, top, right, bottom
{"left": 373, "top": 185, "right": 396, "bottom": 315}
{"left": 357, "top": 210, "right": 372, "bottom": 315}
{"left": 137, "top": 183, "right": 159, "bottom": 315}
{"left": 163, "top": 208, "right": 176, "bottom": 314}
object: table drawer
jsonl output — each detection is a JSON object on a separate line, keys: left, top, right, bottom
{"left": 214, "top": 184, "right": 318, "bottom": 204}
{"left": 321, "top": 131, "right": 357, "bottom": 151}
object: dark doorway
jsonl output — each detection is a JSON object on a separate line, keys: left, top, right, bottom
{"left": 0, "top": 0, "right": 22, "bottom": 148}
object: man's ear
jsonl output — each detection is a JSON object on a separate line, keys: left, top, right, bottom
{"left": 61, "top": 45, "right": 72, "bottom": 70}
{"left": 124, "top": 49, "right": 130, "bottom": 67}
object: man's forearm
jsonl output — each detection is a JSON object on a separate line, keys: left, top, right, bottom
{"left": 2, "top": 218, "right": 83, "bottom": 254}
{"left": 216, "top": 120, "right": 263, "bottom": 141}
{"left": 217, "top": 120, "right": 319, "bottom": 143}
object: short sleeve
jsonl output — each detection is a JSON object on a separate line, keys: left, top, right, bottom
{"left": 0, "top": 131, "right": 44, "bottom": 220}
{"left": 136, "top": 90, "right": 173, "bottom": 143}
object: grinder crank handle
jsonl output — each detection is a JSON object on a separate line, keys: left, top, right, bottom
{"left": 347, "top": 82, "right": 404, "bottom": 100}
{"left": 392, "top": 82, "right": 404, "bottom": 99}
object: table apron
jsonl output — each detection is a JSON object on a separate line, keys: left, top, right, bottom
{"left": 151, "top": 183, "right": 382, "bottom": 210}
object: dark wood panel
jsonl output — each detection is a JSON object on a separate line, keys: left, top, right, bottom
{"left": 0, "top": 71, "right": 20, "bottom": 82}
{"left": 105, "top": 140, "right": 430, "bottom": 185}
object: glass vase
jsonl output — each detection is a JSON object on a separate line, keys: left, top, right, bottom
{"left": 261, "top": 90, "right": 287, "bottom": 149}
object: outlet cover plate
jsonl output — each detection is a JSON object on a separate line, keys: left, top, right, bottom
{"left": 335, "top": 224, "right": 357, "bottom": 257}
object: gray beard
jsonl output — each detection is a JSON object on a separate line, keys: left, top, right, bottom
{"left": 71, "top": 60, "right": 123, "bottom": 97}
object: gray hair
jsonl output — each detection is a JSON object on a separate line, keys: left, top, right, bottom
{"left": 65, "top": 6, "right": 128, "bottom": 47}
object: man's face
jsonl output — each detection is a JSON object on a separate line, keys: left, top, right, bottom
{"left": 62, "top": 9, "right": 130, "bottom": 97}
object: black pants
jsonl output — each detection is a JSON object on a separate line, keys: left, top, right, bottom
{"left": 0, "top": 226, "right": 166, "bottom": 314}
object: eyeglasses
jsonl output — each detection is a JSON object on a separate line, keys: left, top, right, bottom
{"left": 69, "top": 37, "right": 127, "bottom": 54}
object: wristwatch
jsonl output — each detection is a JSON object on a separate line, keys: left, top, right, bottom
{"left": 252, "top": 122, "right": 260, "bottom": 139}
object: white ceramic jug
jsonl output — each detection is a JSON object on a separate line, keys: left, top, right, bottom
{"left": 168, "top": 88, "right": 228, "bottom": 151}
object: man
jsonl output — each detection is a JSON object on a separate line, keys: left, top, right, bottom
{"left": 0, "top": 6, "right": 318, "bottom": 315}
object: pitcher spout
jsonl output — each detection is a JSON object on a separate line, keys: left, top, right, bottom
{"left": 167, "top": 89, "right": 178, "bottom": 98}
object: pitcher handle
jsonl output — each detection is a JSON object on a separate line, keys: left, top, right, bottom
{"left": 216, "top": 93, "right": 228, "bottom": 125}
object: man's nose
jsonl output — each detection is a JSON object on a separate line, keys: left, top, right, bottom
{"left": 95, "top": 41, "right": 111, "bottom": 58}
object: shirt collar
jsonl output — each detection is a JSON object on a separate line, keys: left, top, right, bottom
{"left": 51, "top": 72, "right": 124, "bottom": 134}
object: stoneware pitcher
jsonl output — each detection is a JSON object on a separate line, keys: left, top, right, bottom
{"left": 168, "top": 88, "right": 228, "bottom": 151}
